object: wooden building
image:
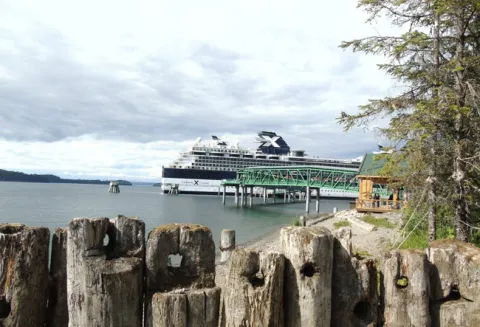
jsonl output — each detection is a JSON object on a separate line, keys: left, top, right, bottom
{"left": 356, "top": 153, "right": 407, "bottom": 213}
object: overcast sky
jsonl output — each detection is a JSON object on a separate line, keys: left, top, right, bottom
{"left": 0, "top": 0, "right": 399, "bottom": 182}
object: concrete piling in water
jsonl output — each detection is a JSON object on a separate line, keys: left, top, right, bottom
{"left": 0, "top": 224, "right": 50, "bottom": 327}
{"left": 108, "top": 181, "right": 120, "bottom": 193}
{"left": 305, "top": 186, "right": 310, "bottom": 213}
{"left": 234, "top": 186, "right": 239, "bottom": 207}
{"left": 249, "top": 186, "right": 253, "bottom": 207}
{"left": 220, "top": 229, "right": 235, "bottom": 263}
{"left": 240, "top": 187, "right": 245, "bottom": 207}
{"left": 281, "top": 226, "right": 334, "bottom": 327}
{"left": 222, "top": 249, "right": 285, "bottom": 327}
{"left": 47, "top": 228, "right": 68, "bottom": 327}
{"left": 381, "top": 250, "right": 431, "bottom": 327}
{"left": 66, "top": 216, "right": 145, "bottom": 327}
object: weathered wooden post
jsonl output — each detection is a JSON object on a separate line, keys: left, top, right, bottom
{"left": 381, "top": 250, "right": 430, "bottom": 327}
{"left": 299, "top": 216, "right": 306, "bottom": 227}
{"left": 0, "top": 224, "right": 50, "bottom": 327}
{"left": 427, "top": 240, "right": 480, "bottom": 326}
{"left": 47, "top": 228, "right": 68, "bottom": 327}
{"left": 220, "top": 229, "right": 235, "bottom": 263}
{"left": 145, "top": 223, "right": 220, "bottom": 327}
{"left": 281, "top": 226, "right": 334, "bottom": 327}
{"left": 222, "top": 249, "right": 285, "bottom": 327}
{"left": 331, "top": 228, "right": 378, "bottom": 327}
{"left": 67, "top": 215, "right": 145, "bottom": 327}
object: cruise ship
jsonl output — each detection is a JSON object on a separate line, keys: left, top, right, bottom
{"left": 161, "top": 131, "right": 363, "bottom": 198}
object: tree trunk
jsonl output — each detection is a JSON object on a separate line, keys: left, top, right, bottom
{"left": 453, "top": 126, "right": 468, "bottom": 241}
{"left": 452, "top": 16, "right": 470, "bottom": 241}
{"left": 428, "top": 7, "right": 440, "bottom": 244}
{"left": 427, "top": 171, "right": 437, "bottom": 243}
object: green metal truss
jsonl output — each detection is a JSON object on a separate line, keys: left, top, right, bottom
{"left": 222, "top": 166, "right": 391, "bottom": 196}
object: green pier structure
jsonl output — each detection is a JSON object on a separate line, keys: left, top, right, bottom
{"left": 221, "top": 166, "right": 362, "bottom": 213}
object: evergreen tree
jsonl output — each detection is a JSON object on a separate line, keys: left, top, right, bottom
{"left": 339, "top": 0, "right": 480, "bottom": 242}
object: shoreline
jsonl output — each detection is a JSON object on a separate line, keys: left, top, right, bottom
{"left": 214, "top": 212, "right": 333, "bottom": 265}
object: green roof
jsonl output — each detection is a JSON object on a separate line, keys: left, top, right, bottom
{"left": 357, "top": 153, "right": 387, "bottom": 176}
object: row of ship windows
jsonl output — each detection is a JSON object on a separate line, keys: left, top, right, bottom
{"left": 192, "top": 149, "right": 250, "bottom": 154}
{"left": 189, "top": 152, "right": 352, "bottom": 164}
{"left": 174, "top": 161, "right": 357, "bottom": 169}
{"left": 171, "top": 163, "right": 356, "bottom": 170}
{"left": 191, "top": 158, "right": 358, "bottom": 166}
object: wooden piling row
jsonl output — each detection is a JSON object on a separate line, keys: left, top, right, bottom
{"left": 2, "top": 219, "right": 480, "bottom": 327}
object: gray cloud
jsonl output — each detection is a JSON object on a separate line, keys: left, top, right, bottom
{"left": 0, "top": 20, "right": 341, "bottom": 140}
{"left": 0, "top": 10, "right": 391, "bottom": 166}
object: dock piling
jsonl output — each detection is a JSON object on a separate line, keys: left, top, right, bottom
{"left": 222, "top": 186, "right": 226, "bottom": 205}
{"left": 249, "top": 186, "right": 253, "bottom": 207}
{"left": 316, "top": 188, "right": 320, "bottom": 212}
{"left": 108, "top": 181, "right": 120, "bottom": 193}
{"left": 234, "top": 186, "right": 239, "bottom": 207}
{"left": 305, "top": 186, "right": 310, "bottom": 213}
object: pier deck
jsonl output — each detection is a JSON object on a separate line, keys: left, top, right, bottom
{"left": 221, "top": 166, "right": 363, "bottom": 213}
{"left": 220, "top": 165, "right": 398, "bottom": 213}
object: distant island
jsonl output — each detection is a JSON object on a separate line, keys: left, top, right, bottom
{"left": 153, "top": 183, "right": 162, "bottom": 187}
{"left": 0, "top": 169, "right": 132, "bottom": 186}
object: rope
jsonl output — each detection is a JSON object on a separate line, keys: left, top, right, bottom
{"left": 392, "top": 185, "right": 428, "bottom": 248}
{"left": 460, "top": 220, "right": 480, "bottom": 230}
{"left": 395, "top": 211, "right": 428, "bottom": 249}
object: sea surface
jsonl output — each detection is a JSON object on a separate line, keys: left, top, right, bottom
{"left": 0, "top": 182, "right": 351, "bottom": 245}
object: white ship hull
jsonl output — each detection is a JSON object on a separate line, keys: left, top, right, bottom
{"left": 161, "top": 177, "right": 359, "bottom": 199}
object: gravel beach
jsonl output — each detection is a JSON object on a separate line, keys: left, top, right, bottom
{"left": 215, "top": 209, "right": 402, "bottom": 287}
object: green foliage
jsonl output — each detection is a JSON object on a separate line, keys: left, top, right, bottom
{"left": 398, "top": 230, "right": 429, "bottom": 249}
{"left": 333, "top": 220, "right": 351, "bottom": 229}
{"left": 292, "top": 217, "right": 302, "bottom": 226}
{"left": 339, "top": 0, "right": 480, "bottom": 241}
{"left": 362, "top": 214, "right": 396, "bottom": 229}
{"left": 353, "top": 249, "right": 372, "bottom": 260}
{"left": 396, "top": 276, "right": 409, "bottom": 287}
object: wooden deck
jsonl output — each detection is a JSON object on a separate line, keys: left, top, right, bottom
{"left": 356, "top": 199, "right": 407, "bottom": 213}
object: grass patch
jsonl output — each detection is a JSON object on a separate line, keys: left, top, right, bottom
{"left": 292, "top": 217, "right": 301, "bottom": 226}
{"left": 398, "top": 231, "right": 429, "bottom": 249}
{"left": 333, "top": 220, "right": 351, "bottom": 229}
{"left": 353, "top": 249, "right": 371, "bottom": 260}
{"left": 362, "top": 214, "right": 396, "bottom": 229}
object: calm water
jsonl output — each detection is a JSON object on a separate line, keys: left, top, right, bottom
{"left": 0, "top": 182, "right": 351, "bottom": 245}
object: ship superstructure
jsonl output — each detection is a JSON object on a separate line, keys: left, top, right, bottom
{"left": 161, "top": 131, "right": 362, "bottom": 197}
